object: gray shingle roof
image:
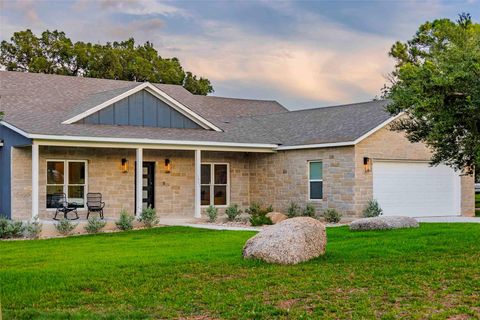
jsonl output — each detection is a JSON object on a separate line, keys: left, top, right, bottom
{"left": 0, "top": 71, "right": 392, "bottom": 147}
{"left": 241, "top": 100, "right": 392, "bottom": 146}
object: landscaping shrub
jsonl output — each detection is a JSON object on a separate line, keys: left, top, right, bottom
{"left": 139, "top": 206, "right": 159, "bottom": 227}
{"left": 287, "top": 201, "right": 300, "bottom": 218}
{"left": 55, "top": 219, "right": 77, "bottom": 236}
{"left": 116, "top": 209, "right": 135, "bottom": 231}
{"left": 246, "top": 202, "right": 273, "bottom": 226}
{"left": 85, "top": 217, "right": 107, "bottom": 234}
{"left": 322, "top": 209, "right": 342, "bottom": 223}
{"left": 206, "top": 205, "right": 218, "bottom": 222}
{"left": 363, "top": 199, "right": 383, "bottom": 217}
{"left": 225, "top": 204, "right": 242, "bottom": 221}
{"left": 25, "top": 217, "right": 42, "bottom": 239}
{"left": 302, "top": 203, "right": 316, "bottom": 218}
{"left": 0, "top": 216, "right": 26, "bottom": 239}
{"left": 0, "top": 216, "right": 8, "bottom": 238}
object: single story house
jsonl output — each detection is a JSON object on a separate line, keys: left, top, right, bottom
{"left": 0, "top": 71, "right": 475, "bottom": 221}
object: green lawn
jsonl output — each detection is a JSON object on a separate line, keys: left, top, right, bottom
{"left": 1, "top": 225, "right": 480, "bottom": 319}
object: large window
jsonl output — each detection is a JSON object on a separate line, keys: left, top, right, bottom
{"left": 46, "top": 160, "right": 87, "bottom": 208}
{"left": 201, "top": 163, "right": 229, "bottom": 206}
{"left": 309, "top": 161, "right": 323, "bottom": 200}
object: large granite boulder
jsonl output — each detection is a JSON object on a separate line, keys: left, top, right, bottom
{"left": 350, "top": 216, "right": 419, "bottom": 231}
{"left": 243, "top": 217, "right": 327, "bottom": 264}
{"left": 266, "top": 212, "right": 288, "bottom": 224}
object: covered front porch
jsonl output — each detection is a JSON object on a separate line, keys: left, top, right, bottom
{"left": 11, "top": 139, "right": 276, "bottom": 222}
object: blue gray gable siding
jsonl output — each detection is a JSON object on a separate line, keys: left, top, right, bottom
{"left": 0, "top": 125, "right": 32, "bottom": 218}
{"left": 78, "top": 90, "right": 202, "bottom": 129}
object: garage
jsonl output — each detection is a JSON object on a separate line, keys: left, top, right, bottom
{"left": 373, "top": 161, "right": 461, "bottom": 217}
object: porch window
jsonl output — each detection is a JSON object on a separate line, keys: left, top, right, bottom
{"left": 46, "top": 160, "right": 87, "bottom": 208}
{"left": 309, "top": 161, "right": 323, "bottom": 200}
{"left": 201, "top": 163, "right": 229, "bottom": 206}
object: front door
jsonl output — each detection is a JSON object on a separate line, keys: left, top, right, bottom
{"left": 136, "top": 162, "right": 155, "bottom": 210}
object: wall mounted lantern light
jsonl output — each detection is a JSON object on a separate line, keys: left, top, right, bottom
{"left": 164, "top": 159, "right": 171, "bottom": 173}
{"left": 121, "top": 158, "right": 129, "bottom": 173}
{"left": 363, "top": 157, "right": 372, "bottom": 173}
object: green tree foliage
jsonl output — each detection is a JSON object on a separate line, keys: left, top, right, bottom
{"left": 384, "top": 13, "right": 480, "bottom": 174}
{"left": 0, "top": 29, "right": 214, "bottom": 95}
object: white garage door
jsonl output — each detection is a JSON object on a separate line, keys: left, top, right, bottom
{"left": 373, "top": 161, "right": 461, "bottom": 217}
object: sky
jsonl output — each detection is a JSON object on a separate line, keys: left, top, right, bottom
{"left": 1, "top": 0, "right": 479, "bottom": 110}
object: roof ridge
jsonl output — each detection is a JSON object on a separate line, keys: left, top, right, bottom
{"left": 203, "top": 95, "right": 280, "bottom": 103}
{"left": 285, "top": 99, "right": 389, "bottom": 114}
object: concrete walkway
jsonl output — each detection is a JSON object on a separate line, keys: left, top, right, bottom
{"left": 160, "top": 217, "right": 262, "bottom": 231}
{"left": 416, "top": 216, "right": 480, "bottom": 223}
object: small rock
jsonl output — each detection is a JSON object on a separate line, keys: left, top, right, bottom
{"left": 349, "top": 216, "right": 419, "bottom": 231}
{"left": 266, "top": 212, "right": 288, "bottom": 224}
{"left": 243, "top": 217, "right": 327, "bottom": 264}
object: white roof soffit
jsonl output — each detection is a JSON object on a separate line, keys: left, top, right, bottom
{"left": 61, "top": 82, "right": 222, "bottom": 132}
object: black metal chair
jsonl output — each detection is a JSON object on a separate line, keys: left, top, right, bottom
{"left": 86, "top": 193, "right": 105, "bottom": 219}
{"left": 52, "top": 193, "right": 79, "bottom": 220}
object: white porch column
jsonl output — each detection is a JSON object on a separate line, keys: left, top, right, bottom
{"left": 194, "top": 149, "right": 202, "bottom": 218}
{"left": 136, "top": 148, "right": 143, "bottom": 217}
{"left": 31, "top": 142, "right": 39, "bottom": 219}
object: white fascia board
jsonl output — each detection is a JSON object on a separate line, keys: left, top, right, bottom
{"left": 29, "top": 133, "right": 278, "bottom": 149}
{"left": 0, "top": 121, "right": 32, "bottom": 138}
{"left": 277, "top": 141, "right": 355, "bottom": 150}
{"left": 351, "top": 113, "right": 404, "bottom": 144}
{"left": 61, "top": 82, "right": 222, "bottom": 132}
{"left": 142, "top": 84, "right": 222, "bottom": 132}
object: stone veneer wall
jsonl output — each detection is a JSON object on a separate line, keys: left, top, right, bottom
{"left": 10, "top": 146, "right": 250, "bottom": 220}
{"left": 354, "top": 126, "right": 475, "bottom": 217}
{"left": 249, "top": 147, "right": 356, "bottom": 216}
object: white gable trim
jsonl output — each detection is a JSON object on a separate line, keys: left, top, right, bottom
{"left": 0, "top": 121, "right": 31, "bottom": 138}
{"left": 276, "top": 113, "right": 404, "bottom": 150}
{"left": 61, "top": 82, "right": 222, "bottom": 132}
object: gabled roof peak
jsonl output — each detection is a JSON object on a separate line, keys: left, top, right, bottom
{"left": 61, "top": 82, "right": 222, "bottom": 131}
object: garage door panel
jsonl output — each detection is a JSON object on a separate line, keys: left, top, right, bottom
{"left": 372, "top": 161, "right": 460, "bottom": 217}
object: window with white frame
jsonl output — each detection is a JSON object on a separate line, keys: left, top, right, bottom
{"left": 309, "top": 161, "right": 323, "bottom": 200}
{"left": 201, "top": 163, "right": 229, "bottom": 206}
{"left": 46, "top": 160, "right": 87, "bottom": 208}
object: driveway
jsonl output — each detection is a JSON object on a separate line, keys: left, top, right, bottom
{"left": 416, "top": 216, "right": 480, "bottom": 223}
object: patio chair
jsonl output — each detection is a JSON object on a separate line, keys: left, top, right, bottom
{"left": 86, "top": 193, "right": 105, "bottom": 219}
{"left": 52, "top": 193, "right": 79, "bottom": 220}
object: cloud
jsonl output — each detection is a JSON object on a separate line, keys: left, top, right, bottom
{"left": 2, "top": 0, "right": 477, "bottom": 109}
{"left": 154, "top": 16, "right": 395, "bottom": 105}
{"left": 106, "top": 18, "right": 164, "bottom": 39}
{"left": 98, "top": 0, "right": 188, "bottom": 16}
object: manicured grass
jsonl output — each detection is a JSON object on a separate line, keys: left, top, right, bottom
{"left": 1, "top": 225, "right": 480, "bottom": 319}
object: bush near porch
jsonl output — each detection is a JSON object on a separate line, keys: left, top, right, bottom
{"left": 1, "top": 224, "right": 479, "bottom": 319}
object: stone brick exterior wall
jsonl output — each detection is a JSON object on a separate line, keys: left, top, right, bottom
{"left": 10, "top": 146, "right": 250, "bottom": 220}
{"left": 11, "top": 147, "right": 32, "bottom": 220}
{"left": 9, "top": 128, "right": 474, "bottom": 220}
{"left": 249, "top": 147, "right": 356, "bottom": 216}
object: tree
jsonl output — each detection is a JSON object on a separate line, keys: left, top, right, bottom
{"left": 384, "top": 13, "right": 480, "bottom": 175}
{"left": 0, "top": 30, "right": 214, "bottom": 95}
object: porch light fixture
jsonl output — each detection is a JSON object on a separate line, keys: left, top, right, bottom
{"left": 121, "top": 158, "right": 129, "bottom": 173}
{"left": 164, "top": 159, "right": 171, "bottom": 173}
{"left": 363, "top": 157, "right": 372, "bottom": 173}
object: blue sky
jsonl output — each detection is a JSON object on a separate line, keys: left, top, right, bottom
{"left": 1, "top": 0, "right": 478, "bottom": 110}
